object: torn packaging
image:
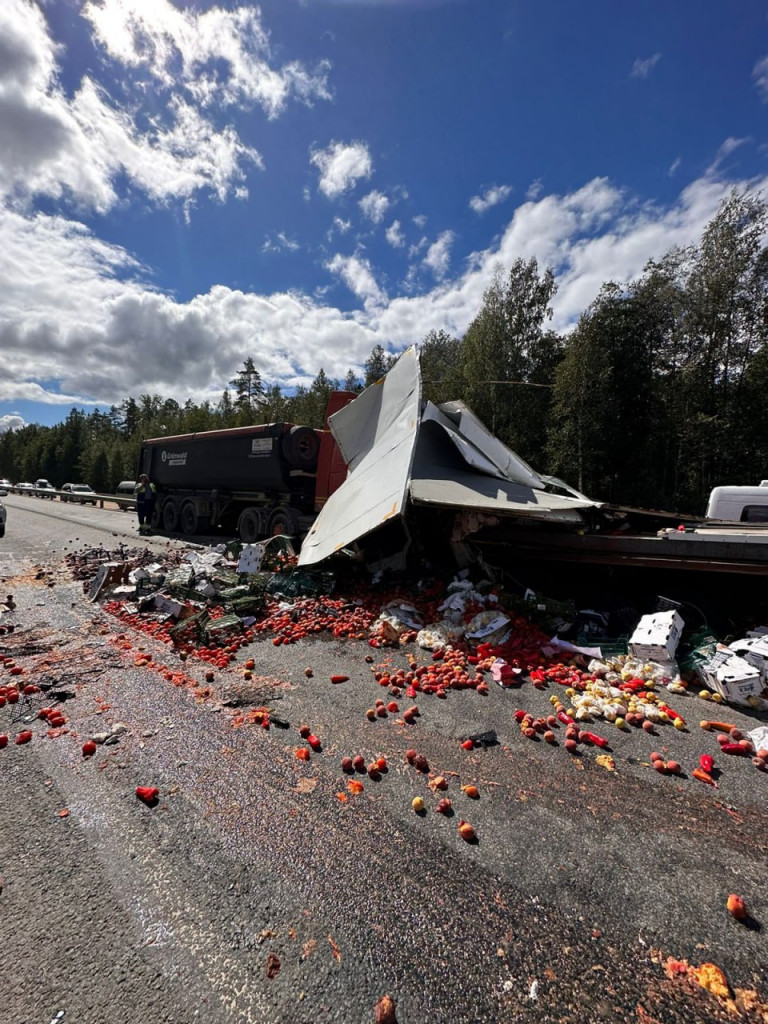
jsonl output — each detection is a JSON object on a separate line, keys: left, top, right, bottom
{"left": 298, "top": 347, "right": 595, "bottom": 567}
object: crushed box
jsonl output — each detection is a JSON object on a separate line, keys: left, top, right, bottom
{"left": 700, "top": 645, "right": 762, "bottom": 706}
{"left": 728, "top": 636, "right": 768, "bottom": 686}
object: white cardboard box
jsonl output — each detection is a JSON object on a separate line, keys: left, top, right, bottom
{"left": 629, "top": 610, "right": 684, "bottom": 663}
{"left": 729, "top": 636, "right": 768, "bottom": 685}
{"left": 700, "top": 645, "right": 762, "bottom": 705}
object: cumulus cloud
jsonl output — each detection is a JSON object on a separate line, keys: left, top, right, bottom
{"left": 0, "top": 414, "right": 26, "bottom": 433}
{"left": 753, "top": 55, "right": 768, "bottom": 101}
{"left": 386, "top": 220, "right": 405, "bottom": 247}
{"left": 326, "top": 252, "right": 387, "bottom": 309}
{"left": 311, "top": 140, "right": 372, "bottom": 197}
{"left": 82, "top": 0, "right": 331, "bottom": 117}
{"left": 423, "top": 231, "right": 455, "bottom": 279}
{"left": 630, "top": 53, "right": 662, "bottom": 79}
{"left": 469, "top": 184, "right": 512, "bottom": 214}
{"left": 0, "top": 164, "right": 763, "bottom": 409}
{"left": 526, "top": 179, "right": 543, "bottom": 201}
{"left": 359, "top": 189, "right": 390, "bottom": 223}
{"left": 0, "top": 0, "right": 325, "bottom": 212}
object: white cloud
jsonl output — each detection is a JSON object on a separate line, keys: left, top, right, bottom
{"left": 409, "top": 236, "right": 428, "bottom": 259}
{"left": 423, "top": 231, "right": 455, "bottom": 279}
{"left": 333, "top": 216, "right": 352, "bottom": 234}
{"left": 359, "top": 189, "right": 390, "bottom": 223}
{"left": 0, "top": 414, "right": 26, "bottom": 433}
{"left": 82, "top": 0, "right": 331, "bottom": 117}
{"left": 262, "top": 232, "right": 300, "bottom": 253}
{"left": 753, "top": 55, "right": 768, "bottom": 101}
{"left": 0, "top": 161, "right": 762, "bottom": 409}
{"left": 386, "top": 220, "right": 405, "bottom": 247}
{"left": 706, "top": 136, "right": 750, "bottom": 176}
{"left": 326, "top": 252, "right": 387, "bottom": 309}
{"left": 469, "top": 184, "right": 512, "bottom": 214}
{"left": 310, "top": 141, "right": 372, "bottom": 198}
{"left": 413, "top": 214, "right": 427, "bottom": 228}
{"left": 630, "top": 53, "right": 662, "bottom": 79}
{"left": 526, "top": 179, "right": 543, "bottom": 201}
{"left": 0, "top": 0, "right": 323, "bottom": 213}
{"left": 668, "top": 157, "right": 681, "bottom": 177}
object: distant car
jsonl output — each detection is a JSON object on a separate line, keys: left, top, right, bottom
{"left": 115, "top": 480, "right": 137, "bottom": 511}
{"left": 0, "top": 497, "right": 5, "bottom": 537}
{"left": 34, "top": 478, "right": 56, "bottom": 498}
{"left": 0, "top": 478, "right": 10, "bottom": 496}
{"left": 61, "top": 483, "right": 97, "bottom": 505}
{"left": 15, "top": 482, "right": 34, "bottom": 494}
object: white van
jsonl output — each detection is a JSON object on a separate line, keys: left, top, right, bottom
{"left": 115, "top": 480, "right": 137, "bottom": 511}
{"left": 706, "top": 482, "right": 768, "bottom": 523}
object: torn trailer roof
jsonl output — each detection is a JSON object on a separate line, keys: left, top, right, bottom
{"left": 298, "top": 346, "right": 596, "bottom": 566}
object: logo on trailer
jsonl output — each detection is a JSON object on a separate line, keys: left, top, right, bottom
{"left": 161, "top": 449, "right": 188, "bottom": 467}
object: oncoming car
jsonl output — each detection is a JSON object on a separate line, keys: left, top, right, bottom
{"left": 61, "top": 483, "right": 97, "bottom": 505}
{"left": 34, "top": 478, "right": 56, "bottom": 498}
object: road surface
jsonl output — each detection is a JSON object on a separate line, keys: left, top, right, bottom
{"left": 1, "top": 496, "right": 767, "bottom": 1024}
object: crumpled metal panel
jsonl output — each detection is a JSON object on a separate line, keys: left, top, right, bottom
{"left": 298, "top": 346, "right": 595, "bottom": 565}
{"left": 298, "top": 346, "right": 421, "bottom": 565}
{"left": 409, "top": 415, "right": 592, "bottom": 521}
{"left": 426, "top": 400, "right": 545, "bottom": 489}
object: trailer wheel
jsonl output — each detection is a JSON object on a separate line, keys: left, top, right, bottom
{"left": 281, "top": 426, "right": 320, "bottom": 471}
{"left": 268, "top": 507, "right": 297, "bottom": 537}
{"left": 161, "top": 498, "right": 179, "bottom": 532}
{"left": 180, "top": 501, "right": 200, "bottom": 535}
{"left": 239, "top": 508, "right": 263, "bottom": 544}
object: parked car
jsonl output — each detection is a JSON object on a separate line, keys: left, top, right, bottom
{"left": 34, "top": 478, "right": 56, "bottom": 498}
{"left": 115, "top": 480, "right": 137, "bottom": 511}
{"left": 0, "top": 497, "right": 5, "bottom": 537}
{"left": 15, "top": 482, "right": 34, "bottom": 494}
{"left": 0, "top": 478, "right": 10, "bottom": 496}
{"left": 61, "top": 483, "right": 97, "bottom": 505}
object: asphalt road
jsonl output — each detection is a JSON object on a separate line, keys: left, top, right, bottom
{"left": 1, "top": 497, "right": 767, "bottom": 1024}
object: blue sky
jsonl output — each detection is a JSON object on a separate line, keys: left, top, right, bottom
{"left": 2, "top": 0, "right": 768, "bottom": 431}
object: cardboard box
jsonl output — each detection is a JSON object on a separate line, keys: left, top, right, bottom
{"left": 629, "top": 610, "right": 684, "bottom": 663}
{"left": 700, "top": 645, "right": 762, "bottom": 706}
{"left": 729, "top": 636, "right": 768, "bottom": 686}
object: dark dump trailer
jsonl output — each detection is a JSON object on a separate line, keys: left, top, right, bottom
{"left": 138, "top": 392, "right": 355, "bottom": 542}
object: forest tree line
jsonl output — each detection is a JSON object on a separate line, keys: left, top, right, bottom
{"left": 1, "top": 190, "right": 766, "bottom": 515}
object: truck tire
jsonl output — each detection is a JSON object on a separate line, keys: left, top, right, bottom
{"left": 268, "top": 507, "right": 297, "bottom": 537}
{"left": 161, "top": 498, "right": 179, "bottom": 532}
{"left": 180, "top": 501, "right": 200, "bottom": 536}
{"left": 239, "top": 508, "right": 263, "bottom": 544}
{"left": 281, "top": 427, "right": 320, "bottom": 471}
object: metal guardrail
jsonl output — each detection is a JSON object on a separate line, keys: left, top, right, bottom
{"left": 3, "top": 485, "right": 136, "bottom": 510}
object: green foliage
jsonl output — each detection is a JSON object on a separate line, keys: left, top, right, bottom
{"left": 229, "top": 357, "right": 265, "bottom": 420}
{"left": 461, "top": 259, "right": 559, "bottom": 466}
{"left": 364, "top": 344, "right": 395, "bottom": 386}
{"left": 420, "top": 330, "right": 463, "bottom": 406}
